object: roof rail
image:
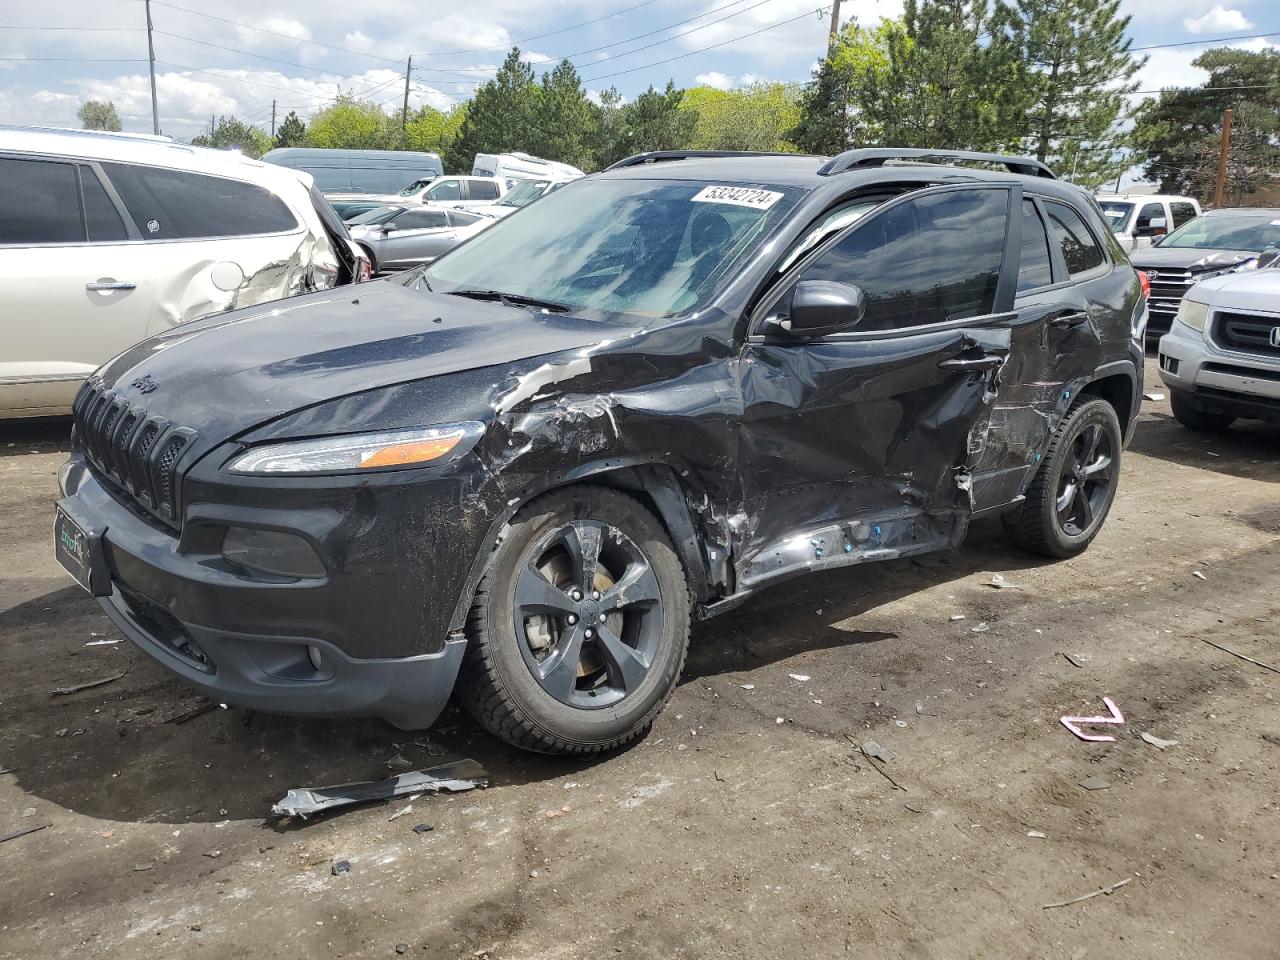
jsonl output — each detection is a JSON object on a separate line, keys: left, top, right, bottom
{"left": 605, "top": 150, "right": 808, "bottom": 171}
{"left": 818, "top": 148, "right": 1056, "bottom": 180}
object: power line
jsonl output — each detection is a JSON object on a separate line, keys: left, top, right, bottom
{"left": 411, "top": 0, "right": 664, "bottom": 57}
{"left": 583, "top": 6, "right": 829, "bottom": 83}
{"left": 0, "top": 56, "right": 148, "bottom": 62}
{"left": 1130, "top": 30, "right": 1280, "bottom": 52}
{"left": 0, "top": 26, "right": 141, "bottom": 31}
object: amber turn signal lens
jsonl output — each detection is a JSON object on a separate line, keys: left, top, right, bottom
{"left": 359, "top": 436, "right": 462, "bottom": 468}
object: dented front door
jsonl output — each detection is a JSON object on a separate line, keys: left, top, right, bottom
{"left": 733, "top": 185, "right": 1016, "bottom": 591}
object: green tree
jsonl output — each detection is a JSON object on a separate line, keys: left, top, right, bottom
{"left": 446, "top": 48, "right": 542, "bottom": 169}
{"left": 274, "top": 110, "right": 306, "bottom": 148}
{"left": 860, "top": 0, "right": 1031, "bottom": 152}
{"left": 596, "top": 81, "right": 697, "bottom": 167}
{"left": 1132, "top": 48, "right": 1280, "bottom": 201}
{"left": 787, "top": 21, "right": 898, "bottom": 153}
{"left": 593, "top": 87, "right": 627, "bottom": 168}
{"left": 1014, "top": 0, "right": 1143, "bottom": 187}
{"left": 405, "top": 103, "right": 467, "bottom": 156}
{"left": 538, "top": 59, "right": 600, "bottom": 169}
{"left": 682, "top": 82, "right": 801, "bottom": 152}
{"left": 306, "top": 96, "right": 394, "bottom": 150}
{"left": 191, "top": 116, "right": 272, "bottom": 158}
{"left": 78, "top": 100, "right": 122, "bottom": 132}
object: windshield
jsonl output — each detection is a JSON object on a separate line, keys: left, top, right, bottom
{"left": 423, "top": 179, "right": 800, "bottom": 323}
{"left": 1098, "top": 201, "right": 1135, "bottom": 233}
{"left": 499, "top": 180, "right": 551, "bottom": 207}
{"left": 1161, "top": 213, "right": 1280, "bottom": 250}
{"left": 348, "top": 205, "right": 405, "bottom": 226}
{"left": 397, "top": 178, "right": 435, "bottom": 197}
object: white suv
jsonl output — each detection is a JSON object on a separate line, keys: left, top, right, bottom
{"left": 0, "top": 126, "right": 367, "bottom": 419}
{"left": 1157, "top": 262, "right": 1280, "bottom": 431}
{"left": 1096, "top": 193, "right": 1201, "bottom": 253}
{"left": 346, "top": 175, "right": 507, "bottom": 209}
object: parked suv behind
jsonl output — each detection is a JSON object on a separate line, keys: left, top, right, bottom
{"left": 55, "top": 149, "right": 1145, "bottom": 755}
{"left": 1, "top": 126, "right": 367, "bottom": 418}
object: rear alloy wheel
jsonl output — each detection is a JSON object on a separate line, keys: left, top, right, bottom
{"left": 1170, "top": 391, "right": 1235, "bottom": 433}
{"left": 1006, "top": 397, "right": 1123, "bottom": 558}
{"left": 459, "top": 486, "right": 690, "bottom": 755}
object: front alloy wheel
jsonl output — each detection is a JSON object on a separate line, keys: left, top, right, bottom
{"left": 460, "top": 486, "right": 690, "bottom": 755}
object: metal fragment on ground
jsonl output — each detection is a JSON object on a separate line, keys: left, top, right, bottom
{"left": 271, "top": 760, "right": 489, "bottom": 819}
{"left": 0, "top": 823, "right": 51, "bottom": 844}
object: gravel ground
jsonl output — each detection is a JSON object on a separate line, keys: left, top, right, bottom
{"left": 2, "top": 357, "right": 1279, "bottom": 960}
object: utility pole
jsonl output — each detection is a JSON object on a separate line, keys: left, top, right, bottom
{"left": 401, "top": 55, "right": 413, "bottom": 138}
{"left": 827, "top": 0, "right": 842, "bottom": 50}
{"left": 1213, "top": 107, "right": 1233, "bottom": 209}
{"left": 270, "top": 100, "right": 277, "bottom": 139}
{"left": 144, "top": 0, "right": 159, "bottom": 134}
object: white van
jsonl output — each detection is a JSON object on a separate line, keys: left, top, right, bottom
{"left": 0, "top": 126, "right": 366, "bottom": 418}
{"left": 471, "top": 152, "right": 584, "bottom": 187}
{"left": 1096, "top": 193, "right": 1202, "bottom": 254}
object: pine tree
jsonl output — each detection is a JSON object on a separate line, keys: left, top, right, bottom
{"left": 787, "top": 21, "right": 898, "bottom": 154}
{"left": 615, "top": 82, "right": 698, "bottom": 159}
{"left": 446, "top": 49, "right": 542, "bottom": 170}
{"left": 860, "top": 0, "right": 1031, "bottom": 152}
{"left": 1015, "top": 0, "right": 1143, "bottom": 186}
{"left": 274, "top": 111, "right": 306, "bottom": 148}
{"left": 537, "top": 60, "right": 600, "bottom": 169}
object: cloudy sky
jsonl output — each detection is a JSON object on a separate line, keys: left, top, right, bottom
{"left": 0, "top": 0, "right": 1274, "bottom": 146}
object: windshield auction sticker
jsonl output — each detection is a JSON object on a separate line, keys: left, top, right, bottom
{"left": 691, "top": 185, "right": 784, "bottom": 210}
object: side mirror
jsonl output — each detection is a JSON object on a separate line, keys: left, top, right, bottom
{"left": 381, "top": 223, "right": 397, "bottom": 234}
{"left": 769, "top": 280, "right": 866, "bottom": 338}
{"left": 1138, "top": 216, "right": 1168, "bottom": 238}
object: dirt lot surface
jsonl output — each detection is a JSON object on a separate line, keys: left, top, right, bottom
{"left": 2, "top": 357, "right": 1279, "bottom": 960}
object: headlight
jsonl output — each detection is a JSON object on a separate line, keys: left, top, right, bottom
{"left": 1176, "top": 299, "right": 1210, "bottom": 332}
{"left": 227, "top": 423, "right": 483, "bottom": 474}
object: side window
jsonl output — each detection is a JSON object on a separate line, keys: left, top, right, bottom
{"left": 1045, "top": 201, "right": 1104, "bottom": 276}
{"left": 1135, "top": 202, "right": 1165, "bottom": 234}
{"left": 1171, "top": 202, "right": 1198, "bottom": 228}
{"left": 80, "top": 167, "right": 128, "bottom": 242}
{"left": 468, "top": 179, "right": 500, "bottom": 200}
{"left": 0, "top": 157, "right": 83, "bottom": 244}
{"left": 798, "top": 188, "right": 1009, "bottom": 331}
{"left": 448, "top": 211, "right": 482, "bottom": 227}
{"left": 396, "top": 209, "right": 448, "bottom": 230}
{"left": 1018, "top": 200, "right": 1054, "bottom": 292}
{"left": 427, "top": 179, "right": 462, "bottom": 201}
{"left": 100, "top": 162, "right": 298, "bottom": 240}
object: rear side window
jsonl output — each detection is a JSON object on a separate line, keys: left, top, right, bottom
{"left": 396, "top": 209, "right": 448, "bottom": 230}
{"left": 449, "top": 210, "right": 483, "bottom": 226}
{"left": 1135, "top": 202, "right": 1165, "bottom": 231}
{"left": 101, "top": 162, "right": 298, "bottom": 240}
{"left": 0, "top": 157, "right": 83, "bottom": 244}
{"left": 81, "top": 168, "right": 127, "bottom": 242}
{"left": 468, "top": 179, "right": 500, "bottom": 200}
{"left": 1017, "top": 200, "right": 1053, "bottom": 292}
{"left": 1171, "top": 202, "right": 1198, "bottom": 227}
{"left": 801, "top": 188, "right": 1009, "bottom": 331}
{"left": 1045, "top": 202, "right": 1104, "bottom": 276}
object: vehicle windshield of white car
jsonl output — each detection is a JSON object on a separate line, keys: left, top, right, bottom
{"left": 424, "top": 179, "right": 800, "bottom": 323}
{"left": 1161, "top": 214, "right": 1280, "bottom": 250}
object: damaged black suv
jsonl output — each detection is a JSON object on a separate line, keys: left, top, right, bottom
{"left": 56, "top": 149, "right": 1145, "bottom": 754}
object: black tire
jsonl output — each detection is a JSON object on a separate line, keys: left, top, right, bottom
{"left": 458, "top": 485, "right": 691, "bottom": 755}
{"left": 1006, "top": 397, "right": 1123, "bottom": 559}
{"left": 1170, "top": 391, "right": 1234, "bottom": 432}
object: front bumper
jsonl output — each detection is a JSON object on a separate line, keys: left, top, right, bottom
{"left": 58, "top": 460, "right": 470, "bottom": 730}
{"left": 1158, "top": 316, "right": 1280, "bottom": 422}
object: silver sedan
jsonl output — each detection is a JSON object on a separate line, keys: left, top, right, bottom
{"left": 346, "top": 205, "right": 493, "bottom": 272}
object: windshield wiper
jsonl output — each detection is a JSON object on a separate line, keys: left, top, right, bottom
{"left": 446, "top": 289, "right": 571, "bottom": 312}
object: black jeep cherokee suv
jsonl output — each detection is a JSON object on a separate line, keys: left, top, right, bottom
{"left": 55, "top": 148, "right": 1146, "bottom": 755}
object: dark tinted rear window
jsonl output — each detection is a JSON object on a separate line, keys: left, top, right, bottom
{"left": 81, "top": 167, "right": 127, "bottom": 242}
{"left": 101, "top": 162, "right": 298, "bottom": 240}
{"left": 469, "top": 179, "right": 500, "bottom": 200}
{"left": 0, "top": 157, "right": 82, "bottom": 244}
{"left": 1045, "top": 201, "right": 1104, "bottom": 276}
{"left": 1017, "top": 200, "right": 1053, "bottom": 292}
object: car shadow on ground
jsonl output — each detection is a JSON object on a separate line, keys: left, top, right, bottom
{"left": 0, "top": 518, "right": 1052, "bottom": 828}
{"left": 1127, "top": 411, "right": 1280, "bottom": 482}
{"left": 0, "top": 418, "right": 73, "bottom": 459}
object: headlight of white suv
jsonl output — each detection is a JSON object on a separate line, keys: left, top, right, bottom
{"left": 227, "top": 423, "right": 483, "bottom": 474}
{"left": 1176, "top": 299, "right": 1210, "bottom": 332}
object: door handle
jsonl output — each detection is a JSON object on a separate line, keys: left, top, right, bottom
{"left": 1049, "top": 311, "right": 1089, "bottom": 329}
{"left": 938, "top": 355, "right": 1003, "bottom": 372}
{"left": 86, "top": 280, "right": 136, "bottom": 292}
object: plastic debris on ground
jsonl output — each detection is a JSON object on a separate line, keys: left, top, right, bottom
{"left": 860, "top": 740, "right": 895, "bottom": 763}
{"left": 1139, "top": 731, "right": 1179, "bottom": 750}
{"left": 271, "top": 760, "right": 489, "bottom": 820}
{"left": 787, "top": 674, "right": 810, "bottom": 682}
{"left": 1060, "top": 696, "right": 1125, "bottom": 742}
{"left": 331, "top": 859, "right": 351, "bottom": 876}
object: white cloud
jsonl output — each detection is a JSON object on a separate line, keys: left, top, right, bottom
{"left": 694, "top": 71, "right": 734, "bottom": 90}
{"left": 521, "top": 50, "right": 556, "bottom": 65}
{"left": 1182, "top": 5, "right": 1253, "bottom": 34}
{"left": 236, "top": 16, "right": 314, "bottom": 46}
{"left": 1132, "top": 34, "right": 1278, "bottom": 101}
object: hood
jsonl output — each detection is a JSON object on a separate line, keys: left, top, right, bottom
{"left": 1185, "top": 268, "right": 1280, "bottom": 311}
{"left": 93, "top": 279, "right": 635, "bottom": 450}
{"left": 1129, "top": 246, "right": 1258, "bottom": 271}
